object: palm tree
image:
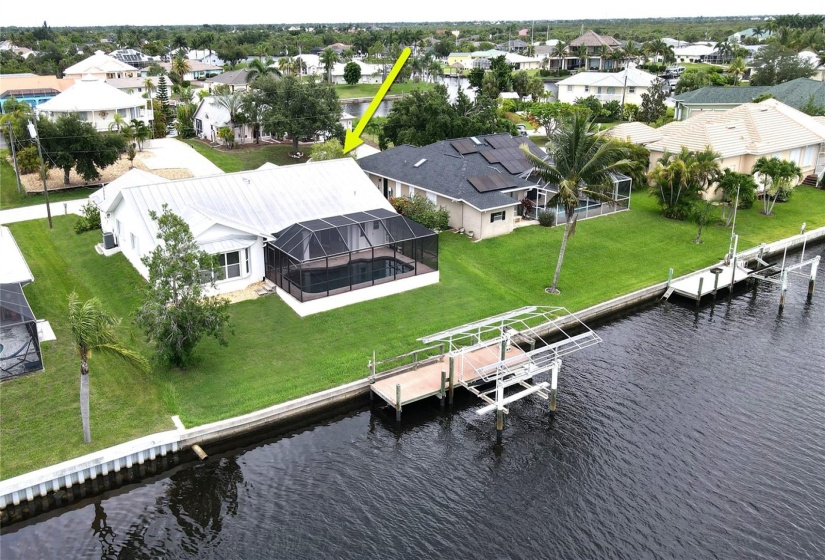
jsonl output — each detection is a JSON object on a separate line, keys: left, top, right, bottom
{"left": 108, "top": 112, "right": 128, "bottom": 132}
{"left": 130, "top": 119, "right": 150, "bottom": 150}
{"left": 143, "top": 77, "right": 156, "bottom": 99}
{"left": 68, "top": 292, "right": 148, "bottom": 444}
{"left": 170, "top": 54, "right": 190, "bottom": 84}
{"left": 214, "top": 92, "right": 245, "bottom": 136}
{"left": 728, "top": 57, "right": 746, "bottom": 85}
{"left": 246, "top": 57, "right": 281, "bottom": 84}
{"left": 320, "top": 48, "right": 340, "bottom": 83}
{"left": 752, "top": 157, "right": 802, "bottom": 216}
{"left": 520, "top": 113, "right": 632, "bottom": 294}
{"left": 552, "top": 40, "right": 567, "bottom": 75}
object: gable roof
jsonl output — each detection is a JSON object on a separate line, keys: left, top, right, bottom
{"left": 558, "top": 66, "right": 658, "bottom": 88}
{"left": 205, "top": 68, "right": 250, "bottom": 85}
{"left": 357, "top": 134, "right": 545, "bottom": 211}
{"left": 37, "top": 75, "right": 145, "bottom": 112}
{"left": 63, "top": 51, "right": 138, "bottom": 76}
{"left": 568, "top": 30, "right": 621, "bottom": 49}
{"left": 103, "top": 158, "right": 394, "bottom": 240}
{"left": 603, "top": 122, "right": 663, "bottom": 145}
{"left": 674, "top": 79, "right": 825, "bottom": 112}
{"left": 0, "top": 76, "right": 75, "bottom": 99}
{"left": 647, "top": 99, "right": 825, "bottom": 158}
{"left": 92, "top": 168, "right": 169, "bottom": 212}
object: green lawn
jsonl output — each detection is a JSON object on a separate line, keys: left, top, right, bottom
{"left": 182, "top": 140, "right": 310, "bottom": 172}
{"left": 2, "top": 187, "right": 824, "bottom": 478}
{"left": 334, "top": 81, "right": 437, "bottom": 100}
{"left": 1, "top": 153, "right": 94, "bottom": 210}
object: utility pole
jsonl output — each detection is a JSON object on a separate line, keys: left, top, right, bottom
{"left": 6, "top": 123, "right": 23, "bottom": 194}
{"left": 27, "top": 118, "right": 52, "bottom": 229}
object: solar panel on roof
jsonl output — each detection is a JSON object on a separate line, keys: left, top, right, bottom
{"left": 468, "top": 174, "right": 518, "bottom": 192}
{"left": 450, "top": 140, "right": 477, "bottom": 155}
{"left": 482, "top": 150, "right": 501, "bottom": 163}
{"left": 501, "top": 159, "right": 530, "bottom": 174}
{"left": 487, "top": 135, "right": 517, "bottom": 149}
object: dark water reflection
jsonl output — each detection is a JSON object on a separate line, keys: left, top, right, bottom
{"left": 2, "top": 245, "right": 824, "bottom": 559}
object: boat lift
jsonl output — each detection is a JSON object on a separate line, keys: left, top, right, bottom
{"left": 749, "top": 235, "right": 820, "bottom": 310}
{"left": 369, "top": 306, "right": 601, "bottom": 444}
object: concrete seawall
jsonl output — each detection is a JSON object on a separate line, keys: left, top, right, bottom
{"left": 2, "top": 226, "right": 823, "bottom": 512}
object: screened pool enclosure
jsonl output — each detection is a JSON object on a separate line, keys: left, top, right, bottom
{"left": 1, "top": 283, "right": 43, "bottom": 380}
{"left": 265, "top": 209, "right": 438, "bottom": 302}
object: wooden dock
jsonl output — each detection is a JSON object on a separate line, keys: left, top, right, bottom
{"left": 371, "top": 344, "right": 527, "bottom": 414}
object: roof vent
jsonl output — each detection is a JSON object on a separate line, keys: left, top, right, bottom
{"left": 470, "top": 136, "right": 482, "bottom": 145}
{"left": 413, "top": 158, "right": 427, "bottom": 168}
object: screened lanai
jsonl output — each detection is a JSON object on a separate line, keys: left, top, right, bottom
{"left": 265, "top": 208, "right": 438, "bottom": 303}
{"left": 1, "top": 283, "right": 43, "bottom": 380}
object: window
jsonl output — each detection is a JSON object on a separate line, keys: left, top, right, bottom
{"left": 803, "top": 145, "right": 817, "bottom": 167}
{"left": 628, "top": 87, "right": 635, "bottom": 94}
{"left": 597, "top": 87, "right": 602, "bottom": 94}
{"left": 567, "top": 85, "right": 573, "bottom": 92}
{"left": 218, "top": 251, "right": 242, "bottom": 280}
{"left": 130, "top": 233, "right": 139, "bottom": 255}
{"left": 76, "top": 111, "right": 88, "bottom": 121}
{"left": 584, "top": 85, "right": 589, "bottom": 93}
{"left": 426, "top": 191, "right": 437, "bottom": 204}
{"left": 490, "top": 211, "right": 505, "bottom": 223}
{"left": 607, "top": 87, "right": 615, "bottom": 95}
{"left": 409, "top": 185, "right": 415, "bottom": 196}
{"left": 790, "top": 148, "right": 801, "bottom": 164}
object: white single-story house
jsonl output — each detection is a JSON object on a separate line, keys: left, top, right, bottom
{"left": 158, "top": 60, "right": 223, "bottom": 82}
{"left": 358, "top": 133, "right": 632, "bottom": 240}
{"left": 193, "top": 95, "right": 273, "bottom": 145}
{"left": 556, "top": 65, "right": 660, "bottom": 106}
{"left": 672, "top": 44, "right": 717, "bottom": 64}
{"left": 646, "top": 99, "right": 825, "bottom": 192}
{"left": 36, "top": 75, "right": 153, "bottom": 132}
{"left": 90, "top": 160, "right": 439, "bottom": 315}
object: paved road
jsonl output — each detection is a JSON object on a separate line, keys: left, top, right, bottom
{"left": 1, "top": 138, "right": 224, "bottom": 225}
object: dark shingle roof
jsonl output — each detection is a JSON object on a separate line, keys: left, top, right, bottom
{"left": 674, "top": 78, "right": 825, "bottom": 111}
{"left": 205, "top": 68, "right": 251, "bottom": 85}
{"left": 357, "top": 134, "right": 545, "bottom": 211}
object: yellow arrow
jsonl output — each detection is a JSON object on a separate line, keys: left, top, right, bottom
{"left": 343, "top": 47, "right": 411, "bottom": 154}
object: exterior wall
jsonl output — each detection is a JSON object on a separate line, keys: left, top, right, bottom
{"left": 557, "top": 84, "right": 647, "bottom": 105}
{"left": 105, "top": 200, "right": 155, "bottom": 280}
{"left": 448, "top": 53, "right": 472, "bottom": 66}
{"left": 676, "top": 102, "right": 739, "bottom": 120}
{"left": 44, "top": 104, "right": 152, "bottom": 132}
{"left": 478, "top": 208, "right": 516, "bottom": 239}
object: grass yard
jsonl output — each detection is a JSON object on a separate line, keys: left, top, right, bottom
{"left": 1, "top": 153, "right": 94, "bottom": 210}
{"left": 2, "top": 187, "right": 824, "bottom": 478}
{"left": 334, "top": 81, "right": 437, "bottom": 100}
{"left": 182, "top": 140, "right": 310, "bottom": 172}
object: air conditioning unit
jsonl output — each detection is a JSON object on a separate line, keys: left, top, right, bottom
{"left": 103, "top": 232, "right": 116, "bottom": 250}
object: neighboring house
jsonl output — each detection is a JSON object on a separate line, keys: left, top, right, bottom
{"left": 603, "top": 122, "right": 663, "bottom": 146}
{"left": 0, "top": 226, "right": 44, "bottom": 380}
{"left": 646, "top": 99, "right": 825, "bottom": 189}
{"left": 799, "top": 51, "right": 825, "bottom": 82}
{"left": 204, "top": 69, "right": 253, "bottom": 93}
{"left": 106, "top": 77, "right": 153, "bottom": 97}
{"left": 448, "top": 49, "right": 542, "bottom": 71}
{"left": 358, "top": 133, "right": 631, "bottom": 240}
{"left": 63, "top": 51, "right": 139, "bottom": 80}
{"left": 728, "top": 28, "right": 773, "bottom": 44}
{"left": 567, "top": 30, "right": 623, "bottom": 71}
{"left": 556, "top": 65, "right": 659, "bottom": 106}
{"left": 158, "top": 60, "right": 223, "bottom": 82}
{"left": 329, "top": 60, "right": 383, "bottom": 84}
{"left": 673, "top": 78, "right": 825, "bottom": 120}
{"left": 495, "top": 40, "right": 529, "bottom": 54}
{"left": 0, "top": 75, "right": 75, "bottom": 113}
{"left": 672, "top": 44, "right": 717, "bottom": 64}
{"left": 92, "top": 160, "right": 438, "bottom": 313}
{"left": 185, "top": 49, "right": 225, "bottom": 67}
{"left": 36, "top": 75, "right": 153, "bottom": 132}
{"left": 109, "top": 47, "right": 155, "bottom": 69}
{"left": 193, "top": 95, "right": 272, "bottom": 145}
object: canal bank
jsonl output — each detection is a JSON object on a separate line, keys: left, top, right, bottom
{"left": 2, "top": 225, "right": 822, "bottom": 517}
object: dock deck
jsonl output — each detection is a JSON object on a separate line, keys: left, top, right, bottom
{"left": 371, "top": 344, "right": 527, "bottom": 408}
{"left": 665, "top": 264, "right": 751, "bottom": 301}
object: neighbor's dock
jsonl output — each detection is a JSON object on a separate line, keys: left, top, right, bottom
{"left": 664, "top": 263, "right": 751, "bottom": 302}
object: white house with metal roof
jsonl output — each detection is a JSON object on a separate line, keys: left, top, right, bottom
{"left": 92, "top": 160, "right": 438, "bottom": 311}
{"left": 37, "top": 75, "right": 153, "bottom": 132}
{"left": 556, "top": 66, "right": 660, "bottom": 105}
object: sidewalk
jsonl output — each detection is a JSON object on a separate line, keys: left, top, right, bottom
{"left": 0, "top": 199, "right": 87, "bottom": 225}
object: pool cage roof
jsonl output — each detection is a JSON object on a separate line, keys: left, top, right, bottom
{"left": 1, "top": 283, "right": 36, "bottom": 328}
{"left": 272, "top": 208, "right": 436, "bottom": 262}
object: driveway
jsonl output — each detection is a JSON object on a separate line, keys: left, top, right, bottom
{"left": 140, "top": 138, "right": 223, "bottom": 177}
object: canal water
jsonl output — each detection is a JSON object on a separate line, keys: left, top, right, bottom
{"left": 2, "top": 244, "right": 824, "bottom": 559}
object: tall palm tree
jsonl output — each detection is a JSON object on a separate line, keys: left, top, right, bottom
{"left": 320, "top": 48, "right": 340, "bottom": 83}
{"left": 170, "top": 54, "right": 190, "bottom": 84}
{"left": 552, "top": 40, "right": 567, "bottom": 75}
{"left": 143, "top": 77, "right": 156, "bottom": 99}
{"left": 520, "top": 113, "right": 632, "bottom": 294}
{"left": 728, "top": 57, "right": 746, "bottom": 85}
{"left": 214, "top": 92, "right": 245, "bottom": 135}
{"left": 68, "top": 292, "right": 148, "bottom": 444}
{"left": 108, "top": 112, "right": 128, "bottom": 132}
{"left": 246, "top": 57, "right": 281, "bottom": 84}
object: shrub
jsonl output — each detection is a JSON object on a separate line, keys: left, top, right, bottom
{"left": 537, "top": 211, "right": 556, "bottom": 227}
{"left": 17, "top": 145, "right": 41, "bottom": 174}
{"left": 539, "top": 69, "right": 552, "bottom": 77}
{"left": 74, "top": 202, "right": 101, "bottom": 234}
{"left": 390, "top": 194, "right": 450, "bottom": 230}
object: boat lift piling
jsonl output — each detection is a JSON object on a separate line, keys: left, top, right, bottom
{"left": 748, "top": 232, "right": 820, "bottom": 310}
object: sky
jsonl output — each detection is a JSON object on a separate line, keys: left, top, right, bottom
{"left": 4, "top": 1, "right": 823, "bottom": 28}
